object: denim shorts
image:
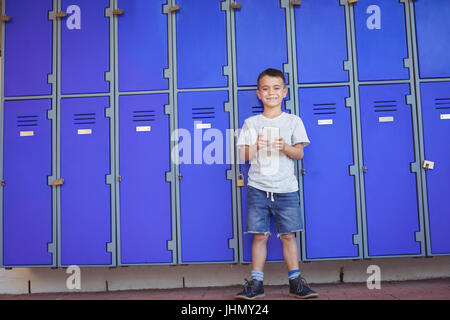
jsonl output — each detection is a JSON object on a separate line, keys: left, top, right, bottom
{"left": 246, "top": 185, "right": 304, "bottom": 237}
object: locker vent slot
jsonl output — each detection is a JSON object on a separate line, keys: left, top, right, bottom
{"left": 374, "top": 100, "right": 397, "bottom": 112}
{"left": 74, "top": 113, "right": 96, "bottom": 125}
{"left": 313, "top": 103, "right": 336, "bottom": 115}
{"left": 16, "top": 115, "right": 38, "bottom": 127}
{"left": 133, "top": 110, "right": 155, "bottom": 122}
{"left": 192, "top": 107, "right": 215, "bottom": 119}
{"left": 435, "top": 98, "right": 450, "bottom": 109}
{"left": 252, "top": 106, "right": 264, "bottom": 114}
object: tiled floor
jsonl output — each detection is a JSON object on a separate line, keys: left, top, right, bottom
{"left": 0, "top": 278, "right": 449, "bottom": 300}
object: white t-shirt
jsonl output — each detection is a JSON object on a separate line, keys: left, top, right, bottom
{"left": 236, "top": 112, "right": 310, "bottom": 193}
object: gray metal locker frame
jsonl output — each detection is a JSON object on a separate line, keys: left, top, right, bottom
{"left": 171, "top": 0, "right": 239, "bottom": 265}
{"left": 0, "top": 0, "right": 59, "bottom": 268}
{"left": 55, "top": 0, "right": 117, "bottom": 267}
{"left": 113, "top": 0, "right": 178, "bottom": 266}
{"left": 349, "top": 0, "right": 426, "bottom": 258}
{"left": 290, "top": 0, "right": 364, "bottom": 262}
{"left": 407, "top": 2, "right": 450, "bottom": 257}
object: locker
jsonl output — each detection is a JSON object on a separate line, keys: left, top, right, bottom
{"left": 177, "top": 91, "right": 235, "bottom": 263}
{"left": 234, "top": 0, "right": 288, "bottom": 87}
{"left": 420, "top": 82, "right": 450, "bottom": 255}
{"left": 118, "top": 94, "right": 174, "bottom": 264}
{"left": 60, "top": 0, "right": 110, "bottom": 95}
{"left": 60, "top": 97, "right": 112, "bottom": 265}
{"left": 353, "top": 0, "right": 409, "bottom": 81}
{"left": 237, "top": 90, "right": 291, "bottom": 263}
{"left": 3, "top": 0, "right": 53, "bottom": 97}
{"left": 360, "top": 84, "right": 421, "bottom": 256}
{"left": 299, "top": 86, "right": 359, "bottom": 260}
{"left": 414, "top": 0, "right": 450, "bottom": 78}
{"left": 2, "top": 100, "right": 53, "bottom": 266}
{"left": 176, "top": 0, "right": 228, "bottom": 89}
{"left": 293, "top": 0, "right": 348, "bottom": 84}
{"left": 117, "top": 0, "right": 168, "bottom": 92}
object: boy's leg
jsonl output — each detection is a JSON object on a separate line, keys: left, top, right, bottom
{"left": 280, "top": 233, "right": 299, "bottom": 271}
{"left": 252, "top": 233, "right": 270, "bottom": 272}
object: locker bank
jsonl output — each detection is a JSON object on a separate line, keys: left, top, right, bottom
{"left": 1, "top": 0, "right": 449, "bottom": 268}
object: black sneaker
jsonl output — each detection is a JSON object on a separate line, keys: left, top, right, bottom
{"left": 289, "top": 277, "right": 318, "bottom": 299}
{"left": 235, "top": 279, "right": 265, "bottom": 300}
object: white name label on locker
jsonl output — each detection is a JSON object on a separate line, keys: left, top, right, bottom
{"left": 20, "top": 131, "right": 34, "bottom": 137}
{"left": 440, "top": 114, "right": 450, "bottom": 120}
{"left": 196, "top": 123, "right": 211, "bottom": 129}
{"left": 136, "top": 126, "right": 151, "bottom": 132}
{"left": 379, "top": 116, "right": 394, "bottom": 123}
{"left": 78, "top": 129, "right": 92, "bottom": 135}
{"left": 318, "top": 119, "right": 333, "bottom": 125}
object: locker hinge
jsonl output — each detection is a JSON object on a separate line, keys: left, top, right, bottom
{"left": 47, "top": 242, "right": 56, "bottom": 255}
{"left": 0, "top": 179, "right": 5, "bottom": 187}
{"left": 352, "top": 233, "right": 362, "bottom": 246}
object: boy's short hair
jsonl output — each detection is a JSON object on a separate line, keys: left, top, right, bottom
{"left": 257, "top": 68, "right": 286, "bottom": 88}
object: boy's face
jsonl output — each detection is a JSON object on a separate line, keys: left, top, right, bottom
{"left": 256, "top": 75, "right": 288, "bottom": 109}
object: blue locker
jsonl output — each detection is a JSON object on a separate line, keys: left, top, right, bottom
{"left": 60, "top": 0, "right": 110, "bottom": 94}
{"left": 353, "top": 0, "right": 409, "bottom": 81}
{"left": 118, "top": 94, "right": 174, "bottom": 264}
{"left": 299, "top": 87, "right": 359, "bottom": 260}
{"left": 3, "top": 0, "right": 53, "bottom": 97}
{"left": 2, "top": 100, "right": 53, "bottom": 266}
{"left": 117, "top": 0, "right": 168, "bottom": 92}
{"left": 60, "top": 97, "right": 112, "bottom": 265}
{"left": 237, "top": 90, "right": 290, "bottom": 263}
{"left": 234, "top": 0, "right": 288, "bottom": 87}
{"left": 420, "top": 82, "right": 450, "bottom": 255}
{"left": 293, "top": 0, "right": 348, "bottom": 83}
{"left": 176, "top": 0, "right": 228, "bottom": 89}
{"left": 414, "top": 0, "right": 450, "bottom": 78}
{"left": 360, "top": 84, "right": 421, "bottom": 256}
{"left": 177, "top": 91, "right": 234, "bottom": 263}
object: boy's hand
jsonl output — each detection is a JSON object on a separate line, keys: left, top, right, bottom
{"left": 272, "top": 137, "right": 286, "bottom": 151}
{"left": 256, "top": 133, "right": 269, "bottom": 150}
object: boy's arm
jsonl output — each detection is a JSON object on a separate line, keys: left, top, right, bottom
{"left": 273, "top": 138, "right": 304, "bottom": 160}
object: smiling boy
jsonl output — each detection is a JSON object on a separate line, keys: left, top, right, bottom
{"left": 235, "top": 68, "right": 318, "bottom": 300}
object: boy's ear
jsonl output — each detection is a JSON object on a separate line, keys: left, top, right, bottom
{"left": 283, "top": 86, "right": 288, "bottom": 97}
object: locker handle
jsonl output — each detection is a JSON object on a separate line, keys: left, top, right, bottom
{"left": 52, "top": 178, "right": 64, "bottom": 186}
{"left": 55, "top": 12, "right": 68, "bottom": 18}
{"left": 422, "top": 160, "right": 435, "bottom": 171}
{"left": 1, "top": 179, "right": 5, "bottom": 187}
{"left": 348, "top": 0, "right": 358, "bottom": 4}
{"left": 362, "top": 166, "right": 368, "bottom": 173}
{"left": 0, "top": 16, "right": 11, "bottom": 22}
{"left": 301, "top": 169, "right": 306, "bottom": 175}
{"left": 291, "top": 1, "right": 301, "bottom": 6}
{"left": 230, "top": 2, "right": 242, "bottom": 10}
{"left": 113, "top": 9, "right": 124, "bottom": 16}
{"left": 169, "top": 5, "right": 180, "bottom": 13}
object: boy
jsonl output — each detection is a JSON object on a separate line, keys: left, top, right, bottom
{"left": 235, "top": 68, "right": 318, "bottom": 300}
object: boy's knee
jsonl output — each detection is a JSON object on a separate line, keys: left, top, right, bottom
{"left": 280, "top": 233, "right": 296, "bottom": 242}
{"left": 253, "top": 233, "right": 270, "bottom": 243}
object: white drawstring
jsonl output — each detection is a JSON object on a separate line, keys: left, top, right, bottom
{"left": 266, "top": 191, "right": 275, "bottom": 202}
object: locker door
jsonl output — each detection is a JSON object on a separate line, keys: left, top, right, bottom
{"left": 2, "top": 100, "right": 53, "bottom": 266}
{"left": 299, "top": 87, "right": 359, "bottom": 260}
{"left": 293, "top": 0, "right": 348, "bottom": 83}
{"left": 414, "top": 0, "right": 450, "bottom": 78}
{"left": 420, "top": 82, "right": 450, "bottom": 255}
{"left": 117, "top": 0, "right": 168, "bottom": 92}
{"left": 60, "top": 0, "right": 110, "bottom": 95}
{"left": 178, "top": 91, "right": 234, "bottom": 263}
{"left": 176, "top": 0, "right": 228, "bottom": 89}
{"left": 360, "top": 84, "right": 421, "bottom": 256}
{"left": 237, "top": 91, "right": 289, "bottom": 263}
{"left": 118, "top": 94, "right": 174, "bottom": 264}
{"left": 3, "top": 0, "right": 53, "bottom": 97}
{"left": 60, "top": 97, "right": 112, "bottom": 265}
{"left": 353, "top": 0, "right": 409, "bottom": 81}
{"left": 234, "top": 0, "right": 288, "bottom": 86}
